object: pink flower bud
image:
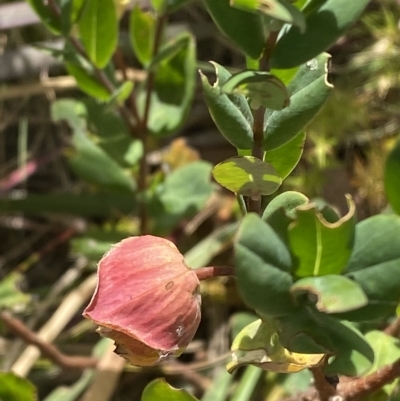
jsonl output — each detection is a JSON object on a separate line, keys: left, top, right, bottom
{"left": 83, "top": 236, "right": 201, "bottom": 366}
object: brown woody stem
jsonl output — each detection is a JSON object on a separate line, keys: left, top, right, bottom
{"left": 194, "top": 266, "right": 235, "bottom": 281}
{"left": 310, "top": 366, "right": 337, "bottom": 401}
{"left": 1, "top": 311, "right": 98, "bottom": 370}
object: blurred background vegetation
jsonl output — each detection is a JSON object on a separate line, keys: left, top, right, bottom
{"left": 0, "top": 0, "right": 399, "bottom": 400}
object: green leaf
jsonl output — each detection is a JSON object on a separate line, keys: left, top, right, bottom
{"left": 0, "top": 193, "right": 136, "bottom": 217}
{"left": 110, "top": 81, "right": 134, "bottom": 105}
{"left": 200, "top": 63, "right": 254, "bottom": 150}
{"left": 150, "top": 0, "right": 194, "bottom": 12}
{"left": 264, "top": 53, "right": 332, "bottom": 150}
{"left": 139, "top": 34, "right": 196, "bottom": 137}
{"left": 384, "top": 138, "right": 400, "bottom": 215}
{"left": 0, "top": 273, "right": 31, "bottom": 311}
{"left": 213, "top": 156, "right": 282, "bottom": 197}
{"left": 26, "top": 0, "right": 61, "bottom": 33}
{"left": 264, "top": 131, "right": 305, "bottom": 179}
{"left": 82, "top": 99, "right": 137, "bottom": 167}
{"left": 201, "top": 0, "right": 266, "bottom": 59}
{"left": 141, "top": 379, "right": 199, "bottom": 401}
{"left": 341, "top": 215, "right": 400, "bottom": 320}
{"left": 222, "top": 70, "right": 290, "bottom": 110}
{"left": 60, "top": 0, "right": 86, "bottom": 35}
{"left": 271, "top": 0, "right": 370, "bottom": 68}
{"left": 230, "top": 312, "right": 259, "bottom": 339}
{"left": 130, "top": 5, "right": 156, "bottom": 66}
{"left": 52, "top": 100, "right": 136, "bottom": 193}
{"left": 291, "top": 275, "right": 367, "bottom": 313}
{"left": 235, "top": 213, "right": 296, "bottom": 316}
{"left": 78, "top": 0, "right": 118, "bottom": 68}
{"left": 363, "top": 331, "right": 400, "bottom": 394}
{"left": 262, "top": 191, "right": 308, "bottom": 244}
{"left": 66, "top": 62, "right": 111, "bottom": 100}
{"left": 288, "top": 196, "right": 355, "bottom": 277}
{"left": 231, "top": 0, "right": 306, "bottom": 32}
{"left": 150, "top": 161, "right": 214, "bottom": 234}
{"left": 0, "top": 373, "right": 37, "bottom": 401}
{"left": 277, "top": 308, "right": 374, "bottom": 376}
{"left": 68, "top": 131, "right": 136, "bottom": 193}
{"left": 228, "top": 319, "right": 324, "bottom": 373}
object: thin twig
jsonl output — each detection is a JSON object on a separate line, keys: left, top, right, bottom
{"left": 137, "top": 13, "right": 168, "bottom": 234}
{"left": 11, "top": 274, "right": 97, "bottom": 377}
{"left": 195, "top": 266, "right": 235, "bottom": 281}
{"left": 1, "top": 311, "right": 98, "bottom": 370}
{"left": 310, "top": 366, "right": 337, "bottom": 401}
{"left": 384, "top": 317, "right": 400, "bottom": 337}
{"left": 338, "top": 358, "right": 400, "bottom": 400}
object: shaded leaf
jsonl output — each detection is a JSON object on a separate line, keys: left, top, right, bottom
{"left": 291, "top": 275, "right": 367, "bottom": 313}
{"left": 222, "top": 70, "right": 290, "bottom": 110}
{"left": 264, "top": 53, "right": 332, "bottom": 150}
{"left": 341, "top": 215, "right": 400, "bottom": 320}
{"left": 200, "top": 63, "right": 253, "bottom": 150}
{"left": 271, "top": 0, "right": 371, "bottom": 68}
{"left": 0, "top": 193, "right": 136, "bottom": 217}
{"left": 288, "top": 196, "right": 355, "bottom": 277}
{"left": 202, "top": 0, "right": 266, "bottom": 59}
{"left": 235, "top": 213, "right": 296, "bottom": 317}
{"left": 231, "top": 0, "right": 306, "bottom": 32}
{"left": 142, "top": 379, "right": 199, "bottom": 401}
{"left": 277, "top": 308, "right": 374, "bottom": 376}
{"left": 212, "top": 156, "right": 282, "bottom": 197}
{"left": 78, "top": 0, "right": 118, "bottom": 68}
{"left": 139, "top": 34, "right": 196, "bottom": 137}
{"left": 26, "top": 0, "right": 61, "bottom": 33}
{"left": 83, "top": 236, "right": 201, "bottom": 366}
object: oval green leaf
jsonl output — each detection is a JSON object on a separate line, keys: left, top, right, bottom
{"left": 288, "top": 195, "right": 356, "bottom": 277}
{"left": 231, "top": 0, "right": 306, "bottom": 32}
{"left": 291, "top": 275, "right": 367, "bottom": 313}
{"left": 78, "top": 0, "right": 118, "bottom": 68}
{"left": 271, "top": 0, "right": 370, "bottom": 68}
{"left": 235, "top": 213, "right": 296, "bottom": 317}
{"left": 212, "top": 156, "right": 282, "bottom": 197}
{"left": 264, "top": 53, "right": 332, "bottom": 150}
{"left": 202, "top": 0, "right": 266, "bottom": 59}
{"left": 222, "top": 70, "right": 290, "bottom": 110}
{"left": 384, "top": 138, "right": 400, "bottom": 215}
{"left": 141, "top": 379, "right": 199, "bottom": 401}
{"left": 200, "top": 63, "right": 254, "bottom": 150}
{"left": 130, "top": 5, "right": 155, "bottom": 67}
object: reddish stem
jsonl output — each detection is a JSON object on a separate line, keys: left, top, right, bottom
{"left": 194, "top": 266, "right": 235, "bottom": 281}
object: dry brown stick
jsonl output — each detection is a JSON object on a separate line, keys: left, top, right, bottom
{"left": 11, "top": 274, "right": 97, "bottom": 377}
{"left": 1, "top": 311, "right": 98, "bottom": 370}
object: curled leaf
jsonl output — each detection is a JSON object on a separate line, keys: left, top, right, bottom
{"left": 83, "top": 236, "right": 201, "bottom": 366}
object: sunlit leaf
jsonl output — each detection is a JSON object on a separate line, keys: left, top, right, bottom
{"left": 78, "top": 0, "right": 118, "bottom": 68}
{"left": 228, "top": 319, "right": 324, "bottom": 373}
{"left": 0, "top": 373, "right": 37, "bottom": 401}
{"left": 288, "top": 196, "right": 355, "bottom": 277}
{"left": 212, "top": 156, "right": 282, "bottom": 197}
